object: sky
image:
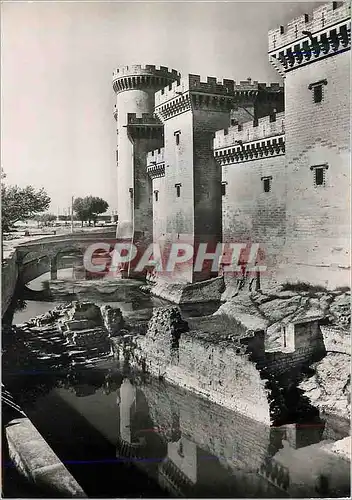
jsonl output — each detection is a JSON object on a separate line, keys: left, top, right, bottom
{"left": 1, "top": 0, "right": 324, "bottom": 214}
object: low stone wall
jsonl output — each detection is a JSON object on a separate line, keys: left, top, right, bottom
{"left": 6, "top": 417, "right": 86, "bottom": 497}
{"left": 113, "top": 307, "right": 271, "bottom": 425}
{"left": 2, "top": 249, "right": 19, "bottom": 317}
{"left": 151, "top": 276, "right": 224, "bottom": 304}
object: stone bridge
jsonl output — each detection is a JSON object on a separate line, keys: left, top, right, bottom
{"left": 16, "top": 230, "right": 116, "bottom": 284}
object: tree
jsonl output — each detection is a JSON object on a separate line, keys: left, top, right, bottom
{"left": 34, "top": 213, "right": 57, "bottom": 227}
{"left": 73, "top": 196, "right": 109, "bottom": 227}
{"left": 1, "top": 183, "right": 51, "bottom": 232}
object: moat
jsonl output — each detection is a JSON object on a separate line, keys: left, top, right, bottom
{"left": 2, "top": 272, "right": 350, "bottom": 499}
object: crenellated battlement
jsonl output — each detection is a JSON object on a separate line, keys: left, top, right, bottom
{"left": 155, "top": 75, "right": 263, "bottom": 107}
{"left": 147, "top": 148, "right": 165, "bottom": 179}
{"left": 113, "top": 64, "right": 180, "bottom": 79}
{"left": 112, "top": 64, "right": 180, "bottom": 94}
{"left": 154, "top": 75, "right": 283, "bottom": 121}
{"left": 214, "top": 112, "right": 285, "bottom": 150}
{"left": 268, "top": 2, "right": 351, "bottom": 52}
{"left": 126, "top": 113, "right": 162, "bottom": 126}
{"left": 147, "top": 147, "right": 165, "bottom": 166}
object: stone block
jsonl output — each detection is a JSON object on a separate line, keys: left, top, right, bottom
{"left": 65, "top": 302, "right": 102, "bottom": 323}
{"left": 100, "top": 305, "right": 124, "bottom": 336}
{"left": 6, "top": 417, "right": 86, "bottom": 497}
{"left": 64, "top": 319, "right": 99, "bottom": 331}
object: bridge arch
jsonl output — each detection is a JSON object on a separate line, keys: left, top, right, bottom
{"left": 16, "top": 230, "right": 116, "bottom": 285}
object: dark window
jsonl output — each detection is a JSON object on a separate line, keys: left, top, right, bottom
{"left": 315, "top": 167, "right": 324, "bottom": 186}
{"left": 174, "top": 130, "right": 181, "bottom": 146}
{"left": 314, "top": 84, "right": 323, "bottom": 103}
{"left": 221, "top": 183, "right": 226, "bottom": 196}
{"left": 116, "top": 149, "right": 118, "bottom": 162}
{"left": 129, "top": 188, "right": 133, "bottom": 198}
{"left": 175, "top": 184, "right": 181, "bottom": 197}
{"left": 263, "top": 178, "right": 271, "bottom": 193}
{"left": 154, "top": 190, "right": 159, "bottom": 202}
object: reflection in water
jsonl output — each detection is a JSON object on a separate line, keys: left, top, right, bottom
{"left": 5, "top": 280, "right": 350, "bottom": 499}
{"left": 7, "top": 357, "right": 350, "bottom": 499}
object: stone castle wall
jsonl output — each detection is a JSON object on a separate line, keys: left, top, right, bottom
{"left": 276, "top": 41, "right": 350, "bottom": 289}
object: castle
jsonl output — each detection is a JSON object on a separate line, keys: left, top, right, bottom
{"left": 112, "top": 2, "right": 351, "bottom": 290}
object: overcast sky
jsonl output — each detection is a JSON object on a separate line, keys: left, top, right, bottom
{"left": 2, "top": 0, "right": 323, "bottom": 214}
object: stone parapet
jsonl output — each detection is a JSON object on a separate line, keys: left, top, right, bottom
{"left": 214, "top": 112, "right": 285, "bottom": 149}
{"left": 155, "top": 75, "right": 283, "bottom": 120}
{"left": 147, "top": 148, "right": 165, "bottom": 179}
{"left": 126, "top": 112, "right": 162, "bottom": 126}
{"left": 213, "top": 112, "right": 285, "bottom": 164}
{"left": 125, "top": 113, "right": 163, "bottom": 140}
{"left": 268, "top": 3, "right": 351, "bottom": 74}
{"left": 6, "top": 417, "right": 86, "bottom": 497}
{"left": 112, "top": 64, "right": 180, "bottom": 94}
{"left": 268, "top": 2, "right": 351, "bottom": 52}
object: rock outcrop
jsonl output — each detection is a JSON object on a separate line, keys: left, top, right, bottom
{"left": 299, "top": 353, "right": 351, "bottom": 421}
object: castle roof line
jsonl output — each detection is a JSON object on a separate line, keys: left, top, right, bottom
{"left": 268, "top": 15, "right": 350, "bottom": 54}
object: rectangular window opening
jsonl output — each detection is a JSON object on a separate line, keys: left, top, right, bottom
{"left": 174, "top": 130, "right": 181, "bottom": 146}
{"left": 175, "top": 183, "right": 181, "bottom": 198}
{"left": 314, "top": 84, "right": 323, "bottom": 103}
{"left": 311, "top": 164, "right": 328, "bottom": 187}
{"left": 154, "top": 190, "right": 159, "bottom": 202}
{"left": 221, "top": 182, "right": 227, "bottom": 196}
{"left": 315, "top": 167, "right": 324, "bottom": 186}
{"left": 262, "top": 176, "right": 272, "bottom": 193}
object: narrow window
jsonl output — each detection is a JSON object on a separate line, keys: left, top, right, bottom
{"left": 314, "top": 84, "right": 323, "bottom": 103}
{"left": 178, "top": 441, "right": 184, "bottom": 457}
{"left": 315, "top": 167, "right": 324, "bottom": 186}
{"left": 174, "top": 130, "right": 181, "bottom": 146}
{"left": 221, "top": 182, "right": 227, "bottom": 196}
{"left": 263, "top": 179, "right": 271, "bottom": 192}
{"left": 175, "top": 183, "right": 181, "bottom": 197}
{"left": 154, "top": 190, "right": 159, "bottom": 202}
{"left": 308, "top": 79, "right": 327, "bottom": 103}
{"left": 129, "top": 187, "right": 133, "bottom": 199}
{"left": 311, "top": 164, "right": 328, "bottom": 187}
{"left": 261, "top": 176, "right": 272, "bottom": 193}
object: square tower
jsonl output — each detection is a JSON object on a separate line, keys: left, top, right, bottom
{"left": 154, "top": 75, "right": 235, "bottom": 283}
{"left": 268, "top": 2, "right": 351, "bottom": 288}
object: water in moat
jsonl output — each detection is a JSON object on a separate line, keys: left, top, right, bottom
{"left": 3, "top": 271, "right": 351, "bottom": 499}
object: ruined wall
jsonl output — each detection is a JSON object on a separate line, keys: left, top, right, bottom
{"left": 117, "top": 307, "right": 271, "bottom": 424}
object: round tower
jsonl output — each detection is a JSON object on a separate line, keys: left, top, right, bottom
{"left": 112, "top": 65, "right": 180, "bottom": 240}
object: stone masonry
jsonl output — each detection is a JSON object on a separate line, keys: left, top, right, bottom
{"left": 113, "top": 2, "right": 350, "bottom": 290}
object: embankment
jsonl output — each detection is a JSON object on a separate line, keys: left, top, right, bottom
{"left": 2, "top": 248, "right": 19, "bottom": 317}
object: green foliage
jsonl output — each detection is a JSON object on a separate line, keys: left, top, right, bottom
{"left": 73, "top": 196, "right": 109, "bottom": 226}
{"left": 2, "top": 182, "right": 51, "bottom": 232}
